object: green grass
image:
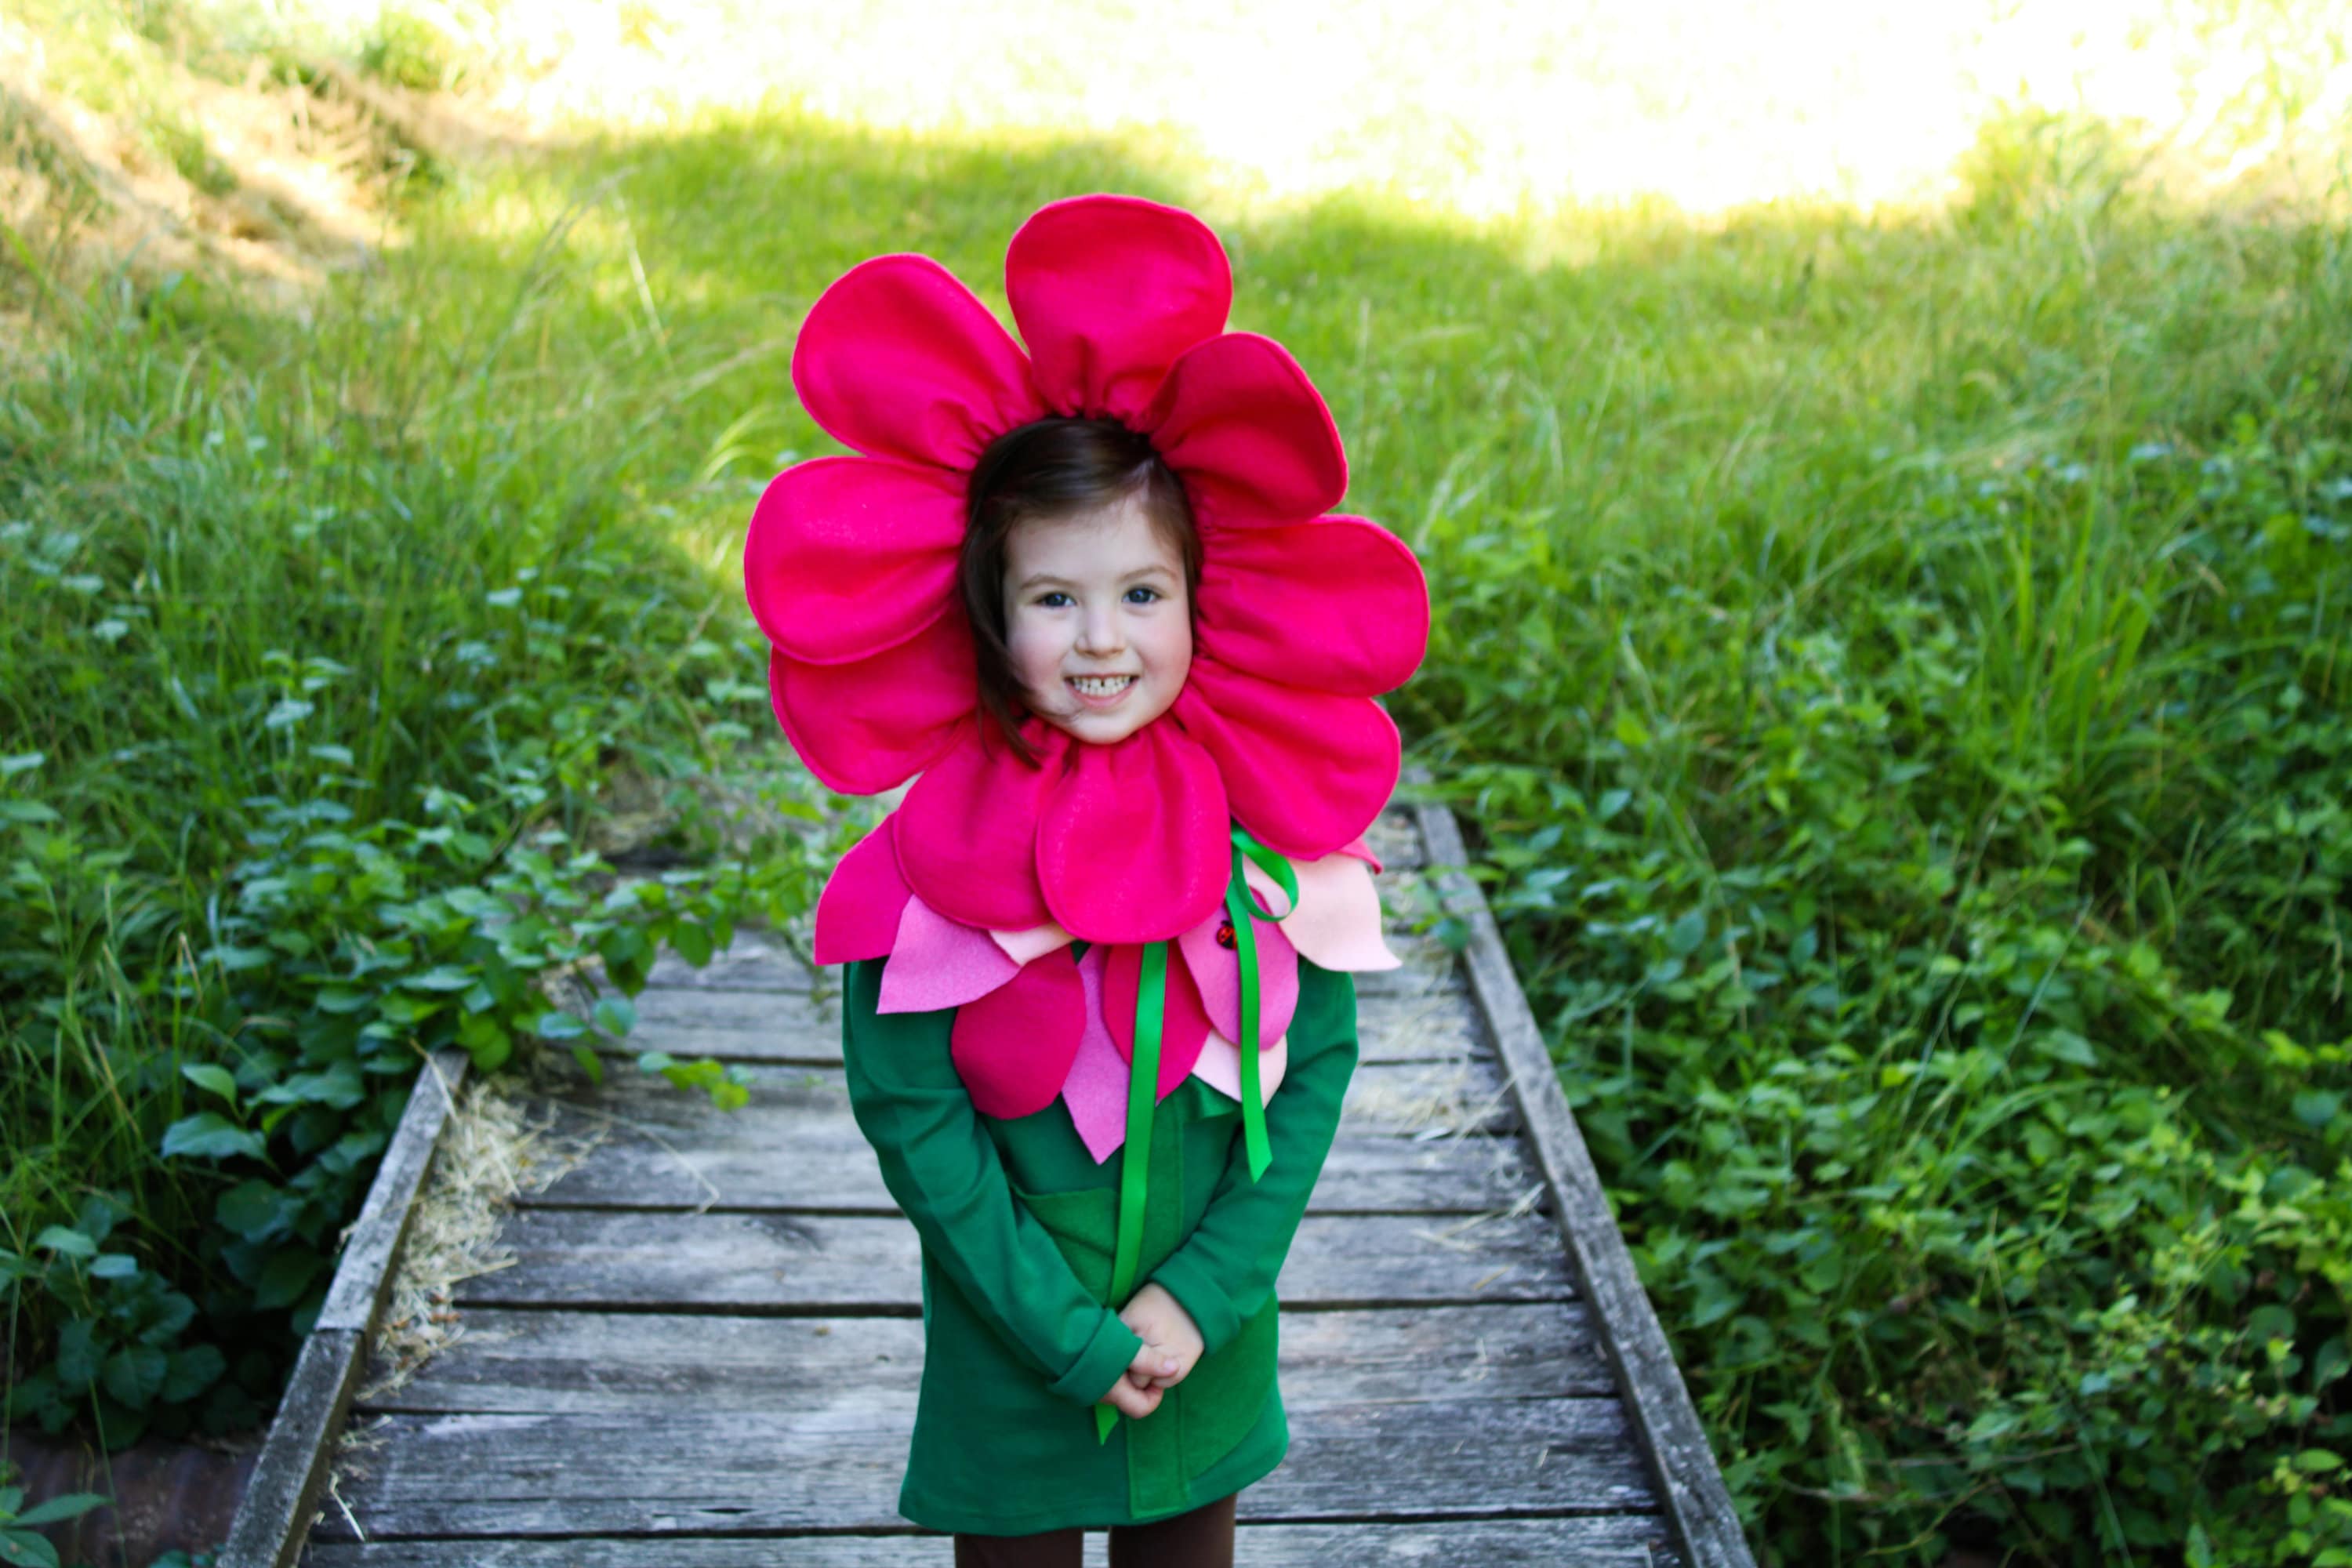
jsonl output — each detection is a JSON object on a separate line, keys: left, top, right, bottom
{"left": 5, "top": 19, "right": 2352, "bottom": 1566}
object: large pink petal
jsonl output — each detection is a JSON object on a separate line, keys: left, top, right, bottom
{"left": 811, "top": 814, "right": 912, "bottom": 964}
{"left": 1006, "top": 195, "right": 1231, "bottom": 426}
{"left": 1191, "top": 1029, "right": 1290, "bottom": 1105}
{"left": 1196, "top": 515, "right": 1428, "bottom": 696}
{"left": 1175, "top": 900, "right": 1299, "bottom": 1049}
{"left": 766, "top": 616, "right": 975, "bottom": 795}
{"left": 878, "top": 896, "right": 1022, "bottom": 1014}
{"left": 1171, "top": 656, "right": 1400, "bottom": 859}
{"left": 745, "top": 456, "right": 964, "bottom": 666}
{"left": 1036, "top": 719, "right": 1230, "bottom": 945}
{"left": 1103, "top": 941, "right": 1214, "bottom": 1102}
{"left": 1062, "top": 946, "right": 1130, "bottom": 1163}
{"left": 895, "top": 717, "right": 1069, "bottom": 931}
{"left": 1265, "top": 850, "right": 1400, "bottom": 973}
{"left": 792, "top": 254, "right": 1044, "bottom": 469}
{"left": 1142, "top": 332, "right": 1346, "bottom": 527}
{"left": 952, "top": 949, "right": 1085, "bottom": 1120}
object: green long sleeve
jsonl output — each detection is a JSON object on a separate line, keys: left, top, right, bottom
{"left": 840, "top": 956, "right": 1145, "bottom": 1408}
{"left": 1146, "top": 964, "right": 1360, "bottom": 1355}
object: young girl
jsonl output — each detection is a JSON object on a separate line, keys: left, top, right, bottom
{"left": 743, "top": 194, "right": 1430, "bottom": 1566}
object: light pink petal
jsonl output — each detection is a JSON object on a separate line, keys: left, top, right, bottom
{"left": 1036, "top": 719, "right": 1230, "bottom": 945}
{"left": 952, "top": 948, "right": 1085, "bottom": 1119}
{"left": 895, "top": 717, "right": 1070, "bottom": 932}
{"left": 1006, "top": 195, "right": 1231, "bottom": 426}
{"left": 792, "top": 254, "right": 1044, "bottom": 470}
{"left": 1174, "top": 903, "right": 1298, "bottom": 1049}
{"left": 1190, "top": 1029, "right": 1290, "bottom": 1105}
{"left": 1169, "top": 655, "right": 1400, "bottom": 860}
{"left": 1273, "top": 850, "right": 1401, "bottom": 972}
{"left": 1142, "top": 332, "right": 1346, "bottom": 527}
{"left": 1061, "top": 946, "right": 1131, "bottom": 1163}
{"left": 811, "top": 815, "right": 912, "bottom": 964}
{"left": 1237, "top": 858, "right": 1294, "bottom": 920}
{"left": 878, "top": 896, "right": 1021, "bottom": 1014}
{"left": 1104, "top": 941, "right": 1214, "bottom": 1102}
{"left": 766, "top": 618, "right": 975, "bottom": 796}
{"left": 744, "top": 456, "right": 964, "bottom": 666}
{"left": 991, "top": 921, "right": 1074, "bottom": 966}
{"left": 1195, "top": 515, "right": 1428, "bottom": 696}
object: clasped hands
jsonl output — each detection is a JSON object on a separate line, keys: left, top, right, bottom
{"left": 1095, "top": 1282, "right": 1203, "bottom": 1420}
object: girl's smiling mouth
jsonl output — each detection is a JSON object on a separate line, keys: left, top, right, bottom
{"left": 1068, "top": 673, "right": 1138, "bottom": 706}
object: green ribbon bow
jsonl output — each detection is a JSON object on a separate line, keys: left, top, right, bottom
{"left": 1097, "top": 825, "right": 1300, "bottom": 1443}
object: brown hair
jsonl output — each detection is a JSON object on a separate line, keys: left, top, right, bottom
{"left": 960, "top": 417, "right": 1202, "bottom": 767}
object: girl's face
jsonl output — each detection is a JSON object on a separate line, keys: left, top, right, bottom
{"left": 1001, "top": 493, "right": 1192, "bottom": 747}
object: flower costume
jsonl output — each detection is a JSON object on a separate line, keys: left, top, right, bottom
{"left": 743, "top": 194, "right": 1428, "bottom": 1533}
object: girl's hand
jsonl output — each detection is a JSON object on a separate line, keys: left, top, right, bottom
{"left": 1117, "top": 1283, "right": 1205, "bottom": 1389}
{"left": 1099, "top": 1341, "right": 1177, "bottom": 1418}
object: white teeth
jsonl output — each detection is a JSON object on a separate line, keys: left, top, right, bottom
{"left": 1070, "top": 675, "right": 1135, "bottom": 697}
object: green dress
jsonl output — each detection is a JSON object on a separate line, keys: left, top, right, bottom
{"left": 839, "top": 951, "right": 1361, "bottom": 1536}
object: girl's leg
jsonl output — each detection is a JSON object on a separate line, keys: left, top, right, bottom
{"left": 953, "top": 1527, "right": 1083, "bottom": 1568}
{"left": 1106, "top": 1490, "right": 1238, "bottom": 1568}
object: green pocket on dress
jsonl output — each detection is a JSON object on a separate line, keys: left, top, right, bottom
{"left": 1174, "top": 1295, "right": 1278, "bottom": 1472}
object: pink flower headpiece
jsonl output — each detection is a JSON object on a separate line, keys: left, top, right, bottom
{"left": 743, "top": 194, "right": 1428, "bottom": 1163}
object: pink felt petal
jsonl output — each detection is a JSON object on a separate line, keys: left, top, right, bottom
{"left": 744, "top": 456, "right": 965, "bottom": 666}
{"left": 1103, "top": 942, "right": 1214, "bottom": 1102}
{"left": 1062, "top": 946, "right": 1130, "bottom": 1163}
{"left": 1196, "top": 515, "right": 1428, "bottom": 696}
{"left": 1190, "top": 1029, "right": 1290, "bottom": 1105}
{"left": 811, "top": 815, "right": 912, "bottom": 964}
{"left": 991, "top": 921, "right": 1074, "bottom": 966}
{"left": 951, "top": 949, "right": 1085, "bottom": 1119}
{"left": 1169, "top": 655, "right": 1400, "bottom": 859}
{"left": 1175, "top": 904, "right": 1298, "bottom": 1049}
{"left": 1338, "top": 834, "right": 1384, "bottom": 873}
{"left": 1238, "top": 858, "right": 1294, "bottom": 920}
{"left": 1142, "top": 332, "right": 1346, "bottom": 527}
{"left": 792, "top": 254, "right": 1044, "bottom": 470}
{"left": 1274, "top": 851, "right": 1401, "bottom": 973}
{"left": 766, "top": 618, "right": 975, "bottom": 796}
{"left": 895, "top": 717, "right": 1069, "bottom": 931}
{"left": 1036, "top": 719, "right": 1230, "bottom": 945}
{"left": 1006, "top": 195, "right": 1231, "bottom": 426}
{"left": 877, "top": 896, "right": 1021, "bottom": 1014}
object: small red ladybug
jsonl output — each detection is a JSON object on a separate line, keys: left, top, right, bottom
{"left": 1214, "top": 917, "right": 1237, "bottom": 949}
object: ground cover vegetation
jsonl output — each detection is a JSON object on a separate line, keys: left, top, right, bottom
{"left": 4, "top": 5, "right": 2350, "bottom": 1565}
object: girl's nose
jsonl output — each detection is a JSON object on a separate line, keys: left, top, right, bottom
{"left": 1076, "top": 601, "right": 1124, "bottom": 655}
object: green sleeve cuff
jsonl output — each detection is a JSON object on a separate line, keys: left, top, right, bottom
{"left": 1047, "top": 1307, "right": 1144, "bottom": 1406}
{"left": 1149, "top": 1250, "right": 1240, "bottom": 1357}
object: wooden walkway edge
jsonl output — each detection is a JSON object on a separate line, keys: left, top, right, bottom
{"left": 228, "top": 801, "right": 1752, "bottom": 1565}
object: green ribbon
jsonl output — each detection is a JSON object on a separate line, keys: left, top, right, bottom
{"left": 1094, "top": 829, "right": 1302, "bottom": 1443}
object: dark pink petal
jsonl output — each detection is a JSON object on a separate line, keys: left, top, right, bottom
{"left": 1103, "top": 942, "right": 1214, "bottom": 1102}
{"left": 811, "top": 814, "right": 912, "bottom": 964}
{"left": 878, "top": 896, "right": 1022, "bottom": 1014}
{"left": 1037, "top": 719, "right": 1230, "bottom": 944}
{"left": 1176, "top": 901, "right": 1299, "bottom": 1049}
{"left": 895, "top": 717, "right": 1070, "bottom": 932}
{"left": 1170, "top": 655, "right": 1400, "bottom": 860}
{"left": 792, "top": 253, "right": 1044, "bottom": 469}
{"left": 1337, "top": 835, "right": 1383, "bottom": 873}
{"left": 1195, "top": 515, "right": 1428, "bottom": 696}
{"left": 952, "top": 949, "right": 1086, "bottom": 1120}
{"left": 1006, "top": 195, "right": 1231, "bottom": 426}
{"left": 766, "top": 616, "right": 975, "bottom": 795}
{"left": 1142, "top": 332, "right": 1346, "bottom": 526}
{"left": 744, "top": 456, "right": 965, "bottom": 666}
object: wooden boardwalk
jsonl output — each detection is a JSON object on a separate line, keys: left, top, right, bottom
{"left": 289, "top": 804, "right": 1745, "bottom": 1566}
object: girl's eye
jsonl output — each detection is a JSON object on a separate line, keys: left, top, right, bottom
{"left": 1037, "top": 591, "right": 1073, "bottom": 608}
{"left": 1124, "top": 586, "right": 1160, "bottom": 604}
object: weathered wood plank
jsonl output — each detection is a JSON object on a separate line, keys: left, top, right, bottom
{"left": 221, "top": 1046, "right": 470, "bottom": 1568}
{"left": 522, "top": 1060, "right": 1529, "bottom": 1214}
{"left": 355, "top": 1301, "right": 1617, "bottom": 1415}
{"left": 619, "top": 982, "right": 1489, "bottom": 1065}
{"left": 454, "top": 1209, "right": 1574, "bottom": 1313}
{"left": 1417, "top": 802, "right": 1752, "bottom": 1568}
{"left": 307, "top": 1513, "right": 1681, "bottom": 1568}
{"left": 308, "top": 1396, "right": 1654, "bottom": 1541}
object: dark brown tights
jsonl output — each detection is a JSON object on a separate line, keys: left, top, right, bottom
{"left": 951, "top": 1492, "right": 1237, "bottom": 1568}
